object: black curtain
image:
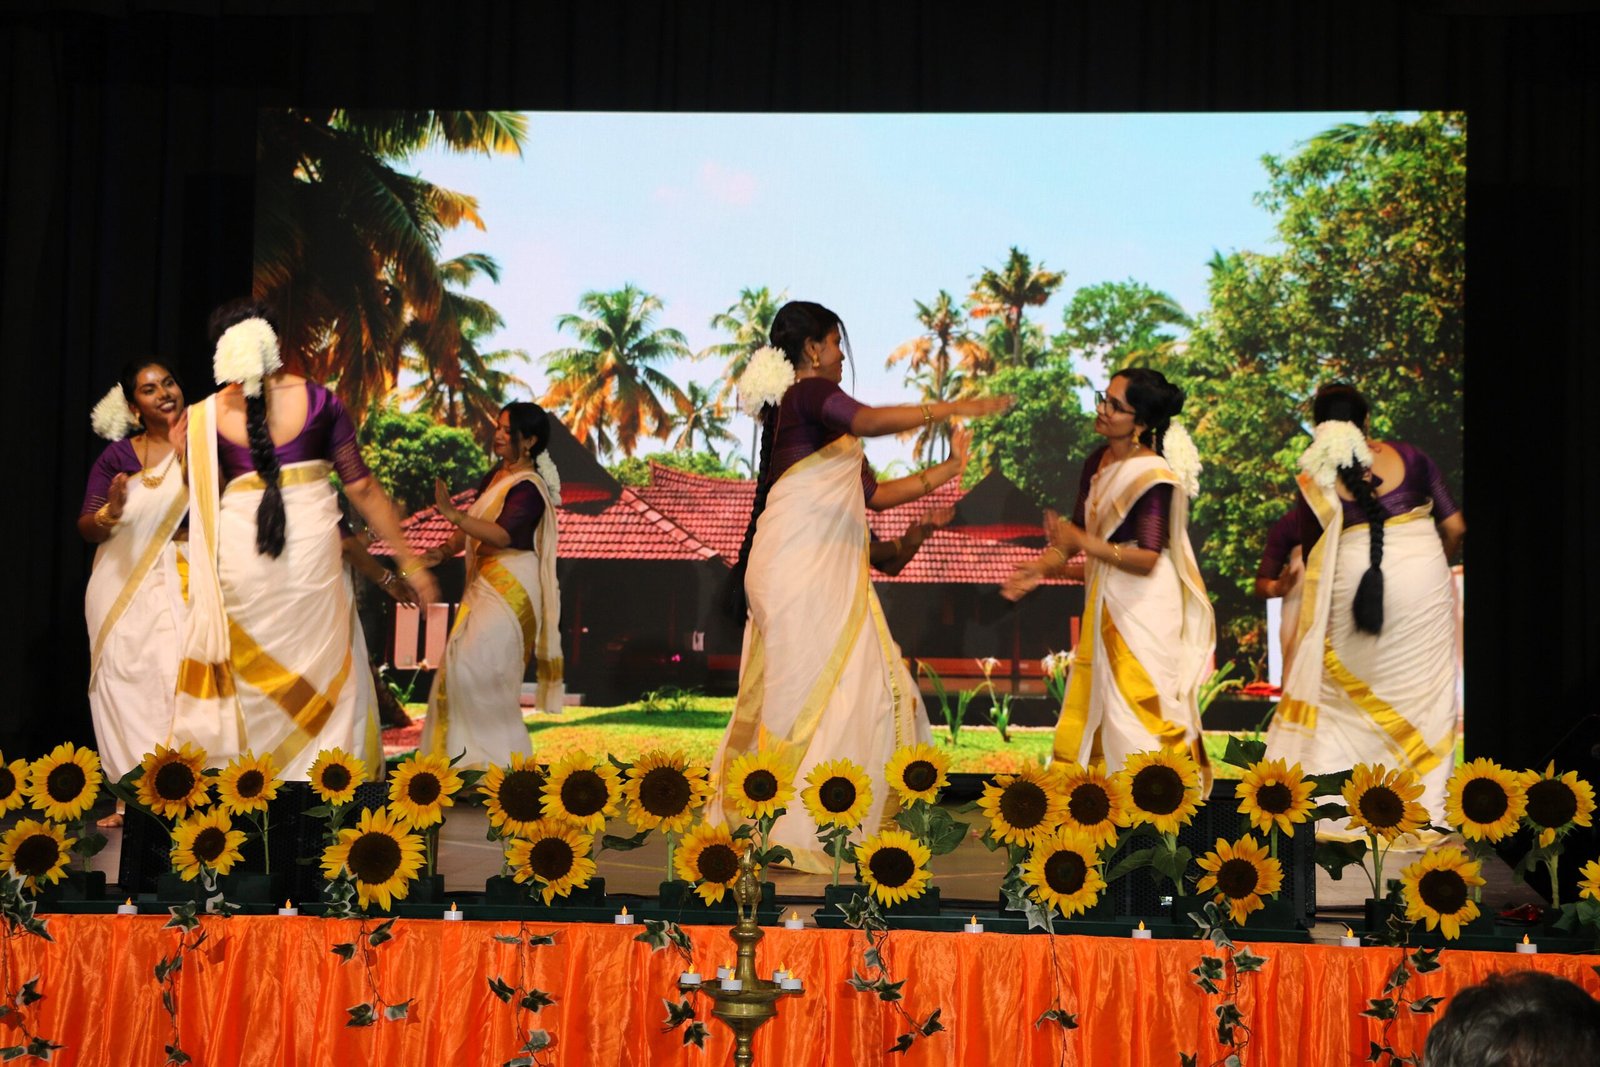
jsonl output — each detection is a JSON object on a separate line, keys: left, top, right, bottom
{"left": 2, "top": 1, "right": 1595, "bottom": 773}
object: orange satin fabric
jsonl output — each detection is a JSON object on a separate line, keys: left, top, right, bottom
{"left": 6, "top": 915, "right": 1599, "bottom": 1065}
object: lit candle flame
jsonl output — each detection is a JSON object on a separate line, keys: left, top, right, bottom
{"left": 1138, "top": 921, "right": 1146, "bottom": 931}
{"left": 620, "top": 906, "right": 629, "bottom": 916}
{"left": 450, "top": 901, "right": 458, "bottom": 910}
{"left": 1523, "top": 934, "right": 1530, "bottom": 945}
{"left": 789, "top": 910, "right": 798, "bottom": 921}
{"left": 124, "top": 898, "right": 132, "bottom": 906}
{"left": 1344, "top": 926, "right": 1354, "bottom": 938}
{"left": 971, "top": 916, "right": 977, "bottom": 925}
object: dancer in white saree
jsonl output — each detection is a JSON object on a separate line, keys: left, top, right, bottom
{"left": 177, "top": 301, "right": 435, "bottom": 777}
{"left": 1004, "top": 369, "right": 1215, "bottom": 777}
{"left": 80, "top": 361, "right": 190, "bottom": 817}
{"left": 708, "top": 301, "right": 1011, "bottom": 872}
{"left": 1266, "top": 384, "right": 1466, "bottom": 834}
{"left": 417, "top": 402, "right": 565, "bottom": 769}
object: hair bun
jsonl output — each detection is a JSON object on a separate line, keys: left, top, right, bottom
{"left": 1162, "top": 382, "right": 1186, "bottom": 419}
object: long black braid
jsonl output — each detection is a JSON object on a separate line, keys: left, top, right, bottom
{"left": 1313, "top": 383, "right": 1386, "bottom": 634}
{"left": 244, "top": 391, "right": 286, "bottom": 557}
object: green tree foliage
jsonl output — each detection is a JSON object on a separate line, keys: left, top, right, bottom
{"left": 607, "top": 450, "right": 743, "bottom": 487}
{"left": 1055, "top": 279, "right": 1191, "bottom": 373}
{"left": 968, "top": 246, "right": 1066, "bottom": 368}
{"left": 887, "top": 291, "right": 988, "bottom": 462}
{"left": 698, "top": 286, "right": 787, "bottom": 403}
{"left": 358, "top": 405, "right": 491, "bottom": 516}
{"left": 670, "top": 382, "right": 738, "bottom": 453}
{"left": 966, "top": 363, "right": 1096, "bottom": 509}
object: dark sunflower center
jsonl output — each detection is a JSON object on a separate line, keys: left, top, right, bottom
{"left": 697, "top": 843, "right": 739, "bottom": 884}
{"left": 348, "top": 832, "right": 402, "bottom": 884}
{"left": 236, "top": 770, "right": 265, "bottom": 800}
{"left": 1044, "top": 850, "right": 1088, "bottom": 894}
{"left": 192, "top": 826, "right": 227, "bottom": 865}
{"left": 1131, "top": 766, "right": 1184, "bottom": 816}
{"left": 1067, "top": 784, "right": 1111, "bottom": 826}
{"left": 903, "top": 761, "right": 938, "bottom": 793}
{"left": 999, "top": 781, "right": 1049, "bottom": 830}
{"left": 1358, "top": 785, "right": 1405, "bottom": 829}
{"left": 527, "top": 837, "right": 575, "bottom": 880}
{"left": 819, "top": 777, "right": 858, "bottom": 814}
{"left": 1525, "top": 780, "right": 1579, "bottom": 829}
{"left": 1418, "top": 869, "right": 1468, "bottom": 915}
{"left": 406, "top": 772, "right": 443, "bottom": 806}
{"left": 154, "top": 761, "right": 197, "bottom": 801}
{"left": 742, "top": 770, "right": 778, "bottom": 803}
{"left": 45, "top": 763, "right": 87, "bottom": 803}
{"left": 12, "top": 834, "right": 59, "bottom": 875}
{"left": 1216, "top": 857, "right": 1259, "bottom": 898}
{"left": 499, "top": 769, "right": 546, "bottom": 822}
{"left": 0, "top": 767, "right": 15, "bottom": 798}
{"left": 560, "top": 769, "right": 608, "bottom": 817}
{"left": 868, "top": 846, "right": 915, "bottom": 889}
{"left": 1256, "top": 783, "right": 1293, "bottom": 815}
{"left": 639, "top": 767, "right": 692, "bottom": 817}
{"left": 320, "top": 764, "right": 352, "bottom": 793}
{"left": 1460, "top": 778, "right": 1509, "bottom": 824}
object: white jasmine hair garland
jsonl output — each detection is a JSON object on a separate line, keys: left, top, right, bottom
{"left": 90, "top": 384, "right": 140, "bottom": 441}
{"left": 535, "top": 452, "right": 563, "bottom": 506}
{"left": 1299, "top": 419, "right": 1373, "bottom": 490}
{"left": 1162, "top": 420, "right": 1203, "bottom": 499}
{"left": 213, "top": 317, "right": 283, "bottom": 397}
{"left": 735, "top": 345, "right": 795, "bottom": 418}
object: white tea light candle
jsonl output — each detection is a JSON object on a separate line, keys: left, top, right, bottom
{"left": 1515, "top": 935, "right": 1537, "bottom": 955}
{"left": 783, "top": 910, "right": 804, "bottom": 930}
{"left": 1339, "top": 926, "right": 1361, "bottom": 948}
{"left": 116, "top": 898, "right": 138, "bottom": 916}
{"left": 1131, "top": 921, "right": 1153, "bottom": 940}
{"left": 443, "top": 902, "right": 464, "bottom": 921}
{"left": 613, "top": 905, "right": 635, "bottom": 925}
{"left": 277, "top": 899, "right": 299, "bottom": 917}
{"left": 963, "top": 916, "right": 984, "bottom": 934}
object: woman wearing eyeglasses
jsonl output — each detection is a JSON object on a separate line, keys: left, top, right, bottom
{"left": 1266, "top": 383, "right": 1465, "bottom": 833}
{"left": 1003, "top": 368, "right": 1215, "bottom": 777}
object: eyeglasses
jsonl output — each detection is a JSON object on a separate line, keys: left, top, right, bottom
{"left": 1093, "top": 390, "right": 1133, "bottom": 416}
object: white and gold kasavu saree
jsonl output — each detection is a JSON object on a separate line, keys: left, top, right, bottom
{"left": 709, "top": 435, "right": 930, "bottom": 873}
{"left": 84, "top": 456, "right": 189, "bottom": 778}
{"left": 178, "top": 394, "right": 362, "bottom": 778}
{"left": 1267, "top": 474, "right": 1458, "bottom": 836}
{"left": 420, "top": 470, "right": 563, "bottom": 769}
{"left": 1052, "top": 454, "right": 1215, "bottom": 778}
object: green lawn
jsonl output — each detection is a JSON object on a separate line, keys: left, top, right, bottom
{"left": 404, "top": 698, "right": 1254, "bottom": 776}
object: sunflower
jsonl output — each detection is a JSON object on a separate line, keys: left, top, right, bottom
{"left": 1021, "top": 828, "right": 1107, "bottom": 918}
{"left": 724, "top": 751, "right": 796, "bottom": 821}
{"left": 1443, "top": 758, "right": 1526, "bottom": 843}
{"left": 542, "top": 753, "right": 622, "bottom": 832}
{"left": 1400, "top": 848, "right": 1485, "bottom": 940}
{"left": 308, "top": 748, "right": 368, "bottom": 805}
{"left": 856, "top": 828, "right": 933, "bottom": 907}
{"left": 979, "top": 763, "right": 1067, "bottom": 847}
{"left": 623, "top": 750, "right": 711, "bottom": 834}
{"left": 1117, "top": 749, "right": 1203, "bottom": 836}
{"left": 1519, "top": 762, "right": 1597, "bottom": 847}
{"left": 506, "top": 821, "right": 598, "bottom": 904}
{"left": 135, "top": 743, "right": 211, "bottom": 819}
{"left": 801, "top": 759, "right": 873, "bottom": 831}
{"left": 26, "top": 742, "right": 103, "bottom": 823}
{"left": 1236, "top": 758, "right": 1317, "bottom": 837}
{"left": 320, "top": 806, "right": 426, "bottom": 911}
{"left": 884, "top": 743, "right": 951, "bottom": 806}
{"left": 0, "top": 752, "right": 30, "bottom": 814}
{"left": 675, "top": 822, "right": 746, "bottom": 905}
{"left": 1579, "top": 859, "right": 1600, "bottom": 903}
{"left": 483, "top": 753, "right": 549, "bottom": 836}
{"left": 387, "top": 752, "right": 463, "bottom": 828}
{"left": 1054, "top": 762, "right": 1129, "bottom": 850}
{"left": 215, "top": 751, "right": 282, "bottom": 815}
{"left": 0, "top": 819, "right": 74, "bottom": 893}
{"left": 1341, "top": 764, "right": 1429, "bottom": 842}
{"left": 1195, "top": 835, "right": 1284, "bottom": 925}
{"left": 169, "top": 807, "right": 248, "bottom": 881}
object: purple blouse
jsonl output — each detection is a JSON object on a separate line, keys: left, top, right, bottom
{"left": 217, "top": 381, "right": 372, "bottom": 486}
{"left": 1295, "top": 441, "right": 1459, "bottom": 556}
{"left": 81, "top": 438, "right": 140, "bottom": 515}
{"left": 1257, "top": 509, "right": 1300, "bottom": 579}
{"left": 1070, "top": 445, "right": 1172, "bottom": 552}
{"left": 768, "top": 379, "right": 879, "bottom": 501}
{"left": 477, "top": 470, "right": 546, "bottom": 552}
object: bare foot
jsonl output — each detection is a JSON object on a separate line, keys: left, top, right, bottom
{"left": 96, "top": 812, "right": 124, "bottom": 828}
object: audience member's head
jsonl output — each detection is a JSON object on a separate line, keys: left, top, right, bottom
{"left": 1424, "top": 969, "right": 1600, "bottom": 1067}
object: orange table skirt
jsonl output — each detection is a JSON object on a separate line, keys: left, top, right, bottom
{"left": 4, "top": 915, "right": 1597, "bottom": 1066}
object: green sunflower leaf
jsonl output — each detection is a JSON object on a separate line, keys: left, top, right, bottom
{"left": 1221, "top": 737, "right": 1268, "bottom": 770}
{"left": 600, "top": 830, "right": 651, "bottom": 854}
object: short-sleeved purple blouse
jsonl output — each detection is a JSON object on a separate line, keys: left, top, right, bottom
{"left": 768, "top": 378, "right": 879, "bottom": 501}
{"left": 1070, "top": 445, "right": 1173, "bottom": 552}
{"left": 1257, "top": 509, "right": 1301, "bottom": 579}
{"left": 476, "top": 469, "right": 546, "bottom": 552}
{"left": 216, "top": 381, "right": 372, "bottom": 486}
{"left": 81, "top": 437, "right": 188, "bottom": 531}
{"left": 1294, "top": 441, "right": 1459, "bottom": 556}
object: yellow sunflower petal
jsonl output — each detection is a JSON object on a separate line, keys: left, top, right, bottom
{"left": 856, "top": 828, "right": 933, "bottom": 908}
{"left": 1021, "top": 828, "right": 1107, "bottom": 918}
{"left": 1341, "top": 764, "right": 1429, "bottom": 842}
{"left": 1055, "top": 761, "right": 1130, "bottom": 850}
{"left": 724, "top": 752, "right": 796, "bottom": 822}
{"left": 978, "top": 762, "right": 1067, "bottom": 847}
{"left": 801, "top": 759, "right": 874, "bottom": 831}
{"left": 136, "top": 743, "right": 212, "bottom": 819}
{"left": 506, "top": 820, "right": 598, "bottom": 904}
{"left": 170, "top": 807, "right": 248, "bottom": 881}
{"left": 0, "top": 819, "right": 75, "bottom": 893}
{"left": 308, "top": 748, "right": 368, "bottom": 805}
{"left": 676, "top": 822, "right": 745, "bottom": 905}
{"left": 26, "top": 742, "right": 104, "bottom": 822}
{"left": 623, "top": 750, "right": 711, "bottom": 834}
{"left": 216, "top": 751, "right": 282, "bottom": 815}
{"left": 1117, "top": 749, "right": 1204, "bottom": 836}
{"left": 319, "top": 806, "right": 426, "bottom": 911}
{"left": 884, "top": 744, "right": 951, "bottom": 806}
{"left": 1194, "top": 835, "right": 1283, "bottom": 926}
{"left": 387, "top": 753, "right": 463, "bottom": 828}
{"left": 484, "top": 753, "right": 550, "bottom": 836}
{"left": 542, "top": 753, "right": 622, "bottom": 832}
{"left": 1, "top": 754, "right": 35, "bottom": 815}
{"left": 1236, "top": 759, "right": 1317, "bottom": 837}
{"left": 1399, "top": 848, "right": 1484, "bottom": 940}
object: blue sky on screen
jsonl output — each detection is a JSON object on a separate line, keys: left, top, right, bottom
{"left": 404, "top": 110, "right": 1404, "bottom": 466}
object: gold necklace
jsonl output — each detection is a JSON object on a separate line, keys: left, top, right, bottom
{"left": 137, "top": 438, "right": 177, "bottom": 489}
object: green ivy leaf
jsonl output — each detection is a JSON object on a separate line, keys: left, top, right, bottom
{"left": 886, "top": 1033, "right": 915, "bottom": 1055}
{"left": 163, "top": 1043, "right": 192, "bottom": 1065}
{"left": 331, "top": 942, "right": 357, "bottom": 963}
{"left": 345, "top": 1002, "right": 377, "bottom": 1027}
{"left": 1035, "top": 1008, "right": 1080, "bottom": 1030}
{"left": 919, "top": 1008, "right": 944, "bottom": 1036}
{"left": 1232, "top": 947, "right": 1269, "bottom": 973}
{"left": 1409, "top": 995, "right": 1444, "bottom": 1014}
{"left": 383, "top": 999, "right": 411, "bottom": 1022}
{"left": 367, "top": 918, "right": 397, "bottom": 947}
{"left": 487, "top": 975, "right": 515, "bottom": 1003}
{"left": 682, "top": 1021, "right": 709, "bottom": 1048}
{"left": 522, "top": 1030, "right": 552, "bottom": 1052}
{"left": 1362, "top": 997, "right": 1397, "bottom": 1021}
{"left": 526, "top": 933, "right": 557, "bottom": 948}
{"left": 662, "top": 997, "right": 696, "bottom": 1029}
{"left": 519, "top": 989, "right": 555, "bottom": 1013}
{"left": 492, "top": 934, "right": 523, "bottom": 945}
{"left": 16, "top": 978, "right": 42, "bottom": 1007}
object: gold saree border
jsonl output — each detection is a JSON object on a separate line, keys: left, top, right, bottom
{"left": 227, "top": 618, "right": 352, "bottom": 768}
{"left": 1322, "top": 642, "right": 1444, "bottom": 777}
{"left": 89, "top": 485, "right": 189, "bottom": 681}
{"left": 222, "top": 460, "right": 333, "bottom": 496}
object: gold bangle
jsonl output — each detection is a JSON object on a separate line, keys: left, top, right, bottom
{"left": 1111, "top": 543, "right": 1124, "bottom": 567}
{"left": 917, "top": 470, "right": 933, "bottom": 494}
{"left": 1043, "top": 545, "right": 1067, "bottom": 568}
{"left": 399, "top": 560, "right": 426, "bottom": 579}
{"left": 94, "top": 503, "right": 120, "bottom": 529}
{"left": 921, "top": 403, "right": 935, "bottom": 425}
